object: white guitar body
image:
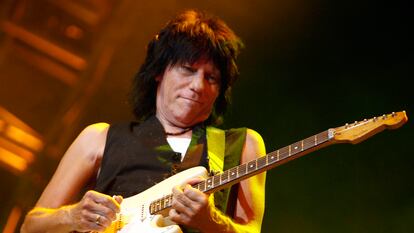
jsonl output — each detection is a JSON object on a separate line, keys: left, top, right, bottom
{"left": 102, "top": 166, "right": 209, "bottom": 233}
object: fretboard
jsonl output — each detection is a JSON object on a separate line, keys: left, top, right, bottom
{"left": 149, "top": 129, "right": 335, "bottom": 214}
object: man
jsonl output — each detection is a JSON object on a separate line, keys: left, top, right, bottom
{"left": 21, "top": 10, "right": 266, "bottom": 233}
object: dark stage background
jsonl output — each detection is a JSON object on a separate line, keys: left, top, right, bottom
{"left": 0, "top": 0, "right": 412, "bottom": 232}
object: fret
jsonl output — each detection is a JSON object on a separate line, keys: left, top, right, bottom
{"left": 239, "top": 163, "right": 247, "bottom": 176}
{"left": 221, "top": 170, "right": 229, "bottom": 183}
{"left": 152, "top": 201, "right": 157, "bottom": 213}
{"left": 279, "top": 146, "right": 289, "bottom": 159}
{"left": 213, "top": 175, "right": 220, "bottom": 187}
{"left": 155, "top": 200, "right": 160, "bottom": 212}
{"left": 288, "top": 145, "right": 291, "bottom": 156}
{"left": 316, "top": 131, "right": 327, "bottom": 143}
{"left": 229, "top": 167, "right": 237, "bottom": 180}
{"left": 291, "top": 141, "right": 302, "bottom": 155}
{"left": 193, "top": 182, "right": 200, "bottom": 191}
{"left": 159, "top": 199, "right": 163, "bottom": 210}
{"left": 316, "top": 133, "right": 321, "bottom": 143}
{"left": 257, "top": 156, "right": 267, "bottom": 169}
{"left": 150, "top": 195, "right": 173, "bottom": 215}
{"left": 202, "top": 180, "right": 206, "bottom": 192}
{"left": 158, "top": 200, "right": 162, "bottom": 211}
{"left": 321, "top": 130, "right": 329, "bottom": 141}
{"left": 247, "top": 160, "right": 256, "bottom": 173}
{"left": 303, "top": 136, "right": 314, "bottom": 150}
{"left": 162, "top": 197, "right": 166, "bottom": 209}
{"left": 277, "top": 149, "right": 280, "bottom": 160}
{"left": 164, "top": 195, "right": 171, "bottom": 208}
{"left": 198, "top": 180, "right": 206, "bottom": 192}
{"left": 206, "top": 177, "right": 213, "bottom": 190}
{"left": 314, "top": 135, "right": 317, "bottom": 145}
{"left": 267, "top": 152, "right": 277, "bottom": 164}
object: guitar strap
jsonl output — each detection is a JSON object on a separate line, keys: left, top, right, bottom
{"left": 206, "top": 126, "right": 225, "bottom": 173}
{"left": 206, "top": 126, "right": 246, "bottom": 215}
{"left": 206, "top": 126, "right": 227, "bottom": 216}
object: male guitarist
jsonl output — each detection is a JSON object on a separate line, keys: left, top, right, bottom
{"left": 21, "top": 9, "right": 266, "bottom": 233}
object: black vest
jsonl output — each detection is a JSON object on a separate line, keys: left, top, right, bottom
{"left": 94, "top": 116, "right": 246, "bottom": 216}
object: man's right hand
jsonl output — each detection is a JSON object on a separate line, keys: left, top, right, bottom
{"left": 65, "top": 190, "right": 123, "bottom": 232}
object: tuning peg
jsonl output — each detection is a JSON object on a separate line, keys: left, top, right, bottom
{"left": 345, "top": 123, "right": 349, "bottom": 129}
{"left": 364, "top": 119, "right": 367, "bottom": 122}
{"left": 382, "top": 114, "right": 387, "bottom": 119}
{"left": 373, "top": 117, "right": 377, "bottom": 122}
{"left": 392, "top": 112, "right": 396, "bottom": 117}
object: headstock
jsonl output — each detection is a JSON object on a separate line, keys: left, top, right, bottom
{"left": 332, "top": 111, "right": 408, "bottom": 144}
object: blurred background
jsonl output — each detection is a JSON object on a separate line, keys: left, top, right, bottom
{"left": 0, "top": 0, "right": 412, "bottom": 232}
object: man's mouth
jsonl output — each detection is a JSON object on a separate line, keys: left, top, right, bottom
{"left": 181, "top": 96, "right": 202, "bottom": 104}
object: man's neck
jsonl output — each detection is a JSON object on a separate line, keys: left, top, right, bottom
{"left": 155, "top": 114, "right": 193, "bottom": 138}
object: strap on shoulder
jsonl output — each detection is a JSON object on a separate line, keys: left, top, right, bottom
{"left": 206, "top": 126, "right": 225, "bottom": 173}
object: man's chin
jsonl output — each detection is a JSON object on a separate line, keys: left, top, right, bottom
{"left": 173, "top": 113, "right": 208, "bottom": 127}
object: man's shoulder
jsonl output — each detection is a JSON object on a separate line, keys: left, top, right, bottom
{"left": 79, "top": 123, "right": 110, "bottom": 141}
{"left": 244, "top": 128, "right": 265, "bottom": 147}
{"left": 79, "top": 121, "right": 136, "bottom": 143}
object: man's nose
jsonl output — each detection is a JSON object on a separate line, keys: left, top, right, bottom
{"left": 189, "top": 72, "right": 206, "bottom": 92}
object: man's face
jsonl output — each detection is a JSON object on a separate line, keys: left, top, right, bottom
{"left": 155, "top": 59, "right": 221, "bottom": 128}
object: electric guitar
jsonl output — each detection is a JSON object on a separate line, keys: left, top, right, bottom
{"left": 101, "top": 111, "right": 408, "bottom": 233}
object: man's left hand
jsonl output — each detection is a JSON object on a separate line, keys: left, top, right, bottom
{"left": 169, "top": 179, "right": 213, "bottom": 230}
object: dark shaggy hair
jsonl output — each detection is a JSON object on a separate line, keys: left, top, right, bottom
{"left": 130, "top": 9, "right": 244, "bottom": 125}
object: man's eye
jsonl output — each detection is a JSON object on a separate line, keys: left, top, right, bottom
{"left": 206, "top": 75, "right": 218, "bottom": 84}
{"left": 181, "top": 66, "right": 194, "bottom": 73}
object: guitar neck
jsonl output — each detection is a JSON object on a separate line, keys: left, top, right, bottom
{"left": 149, "top": 129, "right": 335, "bottom": 214}
{"left": 148, "top": 111, "right": 407, "bottom": 215}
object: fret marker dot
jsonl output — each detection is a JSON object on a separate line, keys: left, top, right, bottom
{"left": 294, "top": 146, "right": 298, "bottom": 150}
